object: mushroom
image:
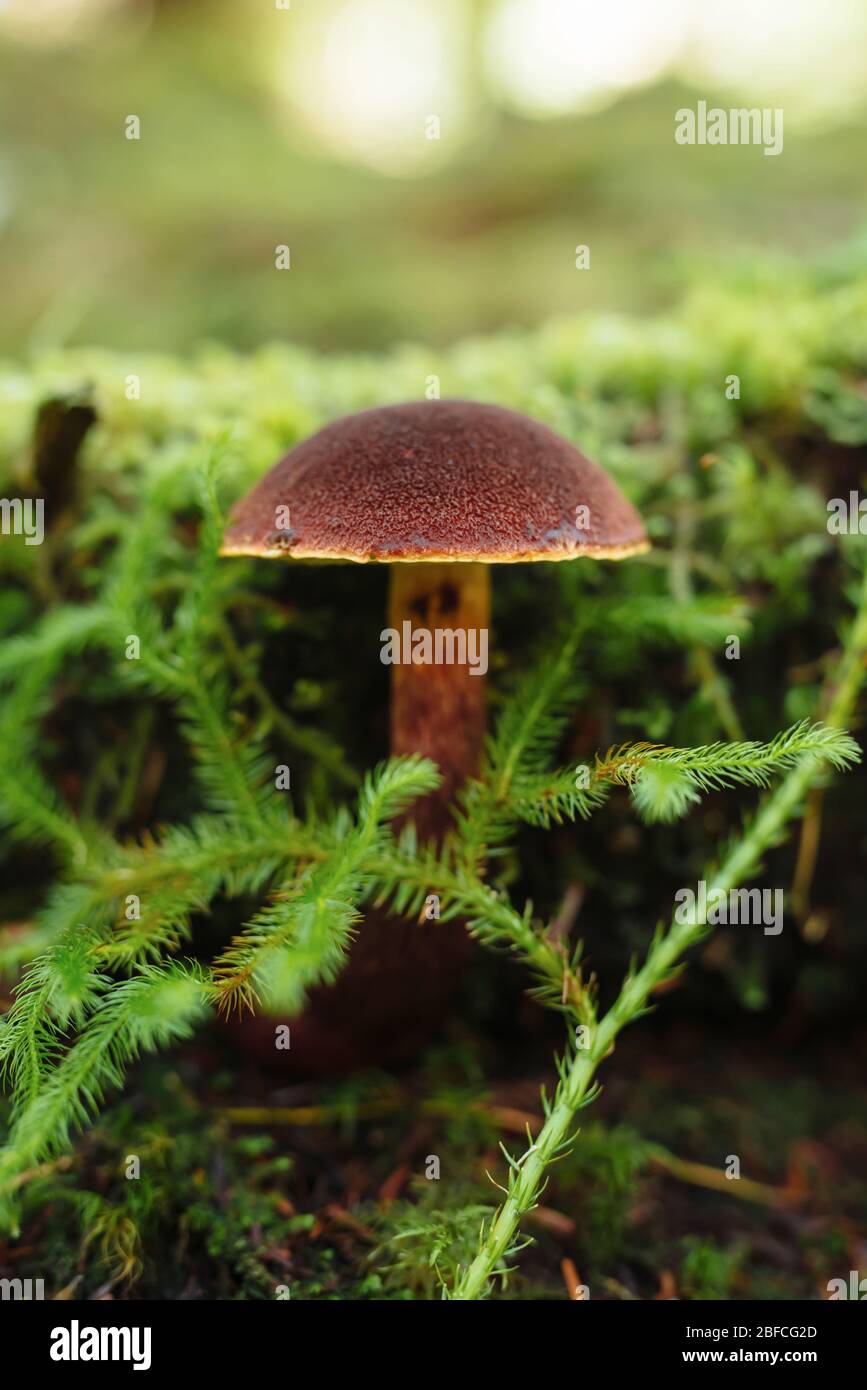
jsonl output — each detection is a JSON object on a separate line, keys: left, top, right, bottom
{"left": 221, "top": 399, "right": 648, "bottom": 1071}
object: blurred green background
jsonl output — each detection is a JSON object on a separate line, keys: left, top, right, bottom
{"left": 1, "top": 0, "right": 867, "bottom": 356}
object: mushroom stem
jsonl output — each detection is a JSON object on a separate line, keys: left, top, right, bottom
{"left": 388, "top": 562, "right": 491, "bottom": 837}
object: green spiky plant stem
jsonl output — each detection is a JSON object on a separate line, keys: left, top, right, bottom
{"left": 450, "top": 559, "right": 867, "bottom": 1301}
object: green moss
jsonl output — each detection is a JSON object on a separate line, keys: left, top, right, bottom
{"left": 1, "top": 261, "right": 865, "bottom": 1297}
{"left": 679, "top": 1236, "right": 748, "bottom": 1300}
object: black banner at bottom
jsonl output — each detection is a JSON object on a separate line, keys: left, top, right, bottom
{"left": 3, "top": 1295, "right": 864, "bottom": 1377}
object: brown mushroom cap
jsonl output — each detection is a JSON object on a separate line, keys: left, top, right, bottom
{"left": 221, "top": 399, "right": 648, "bottom": 563}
